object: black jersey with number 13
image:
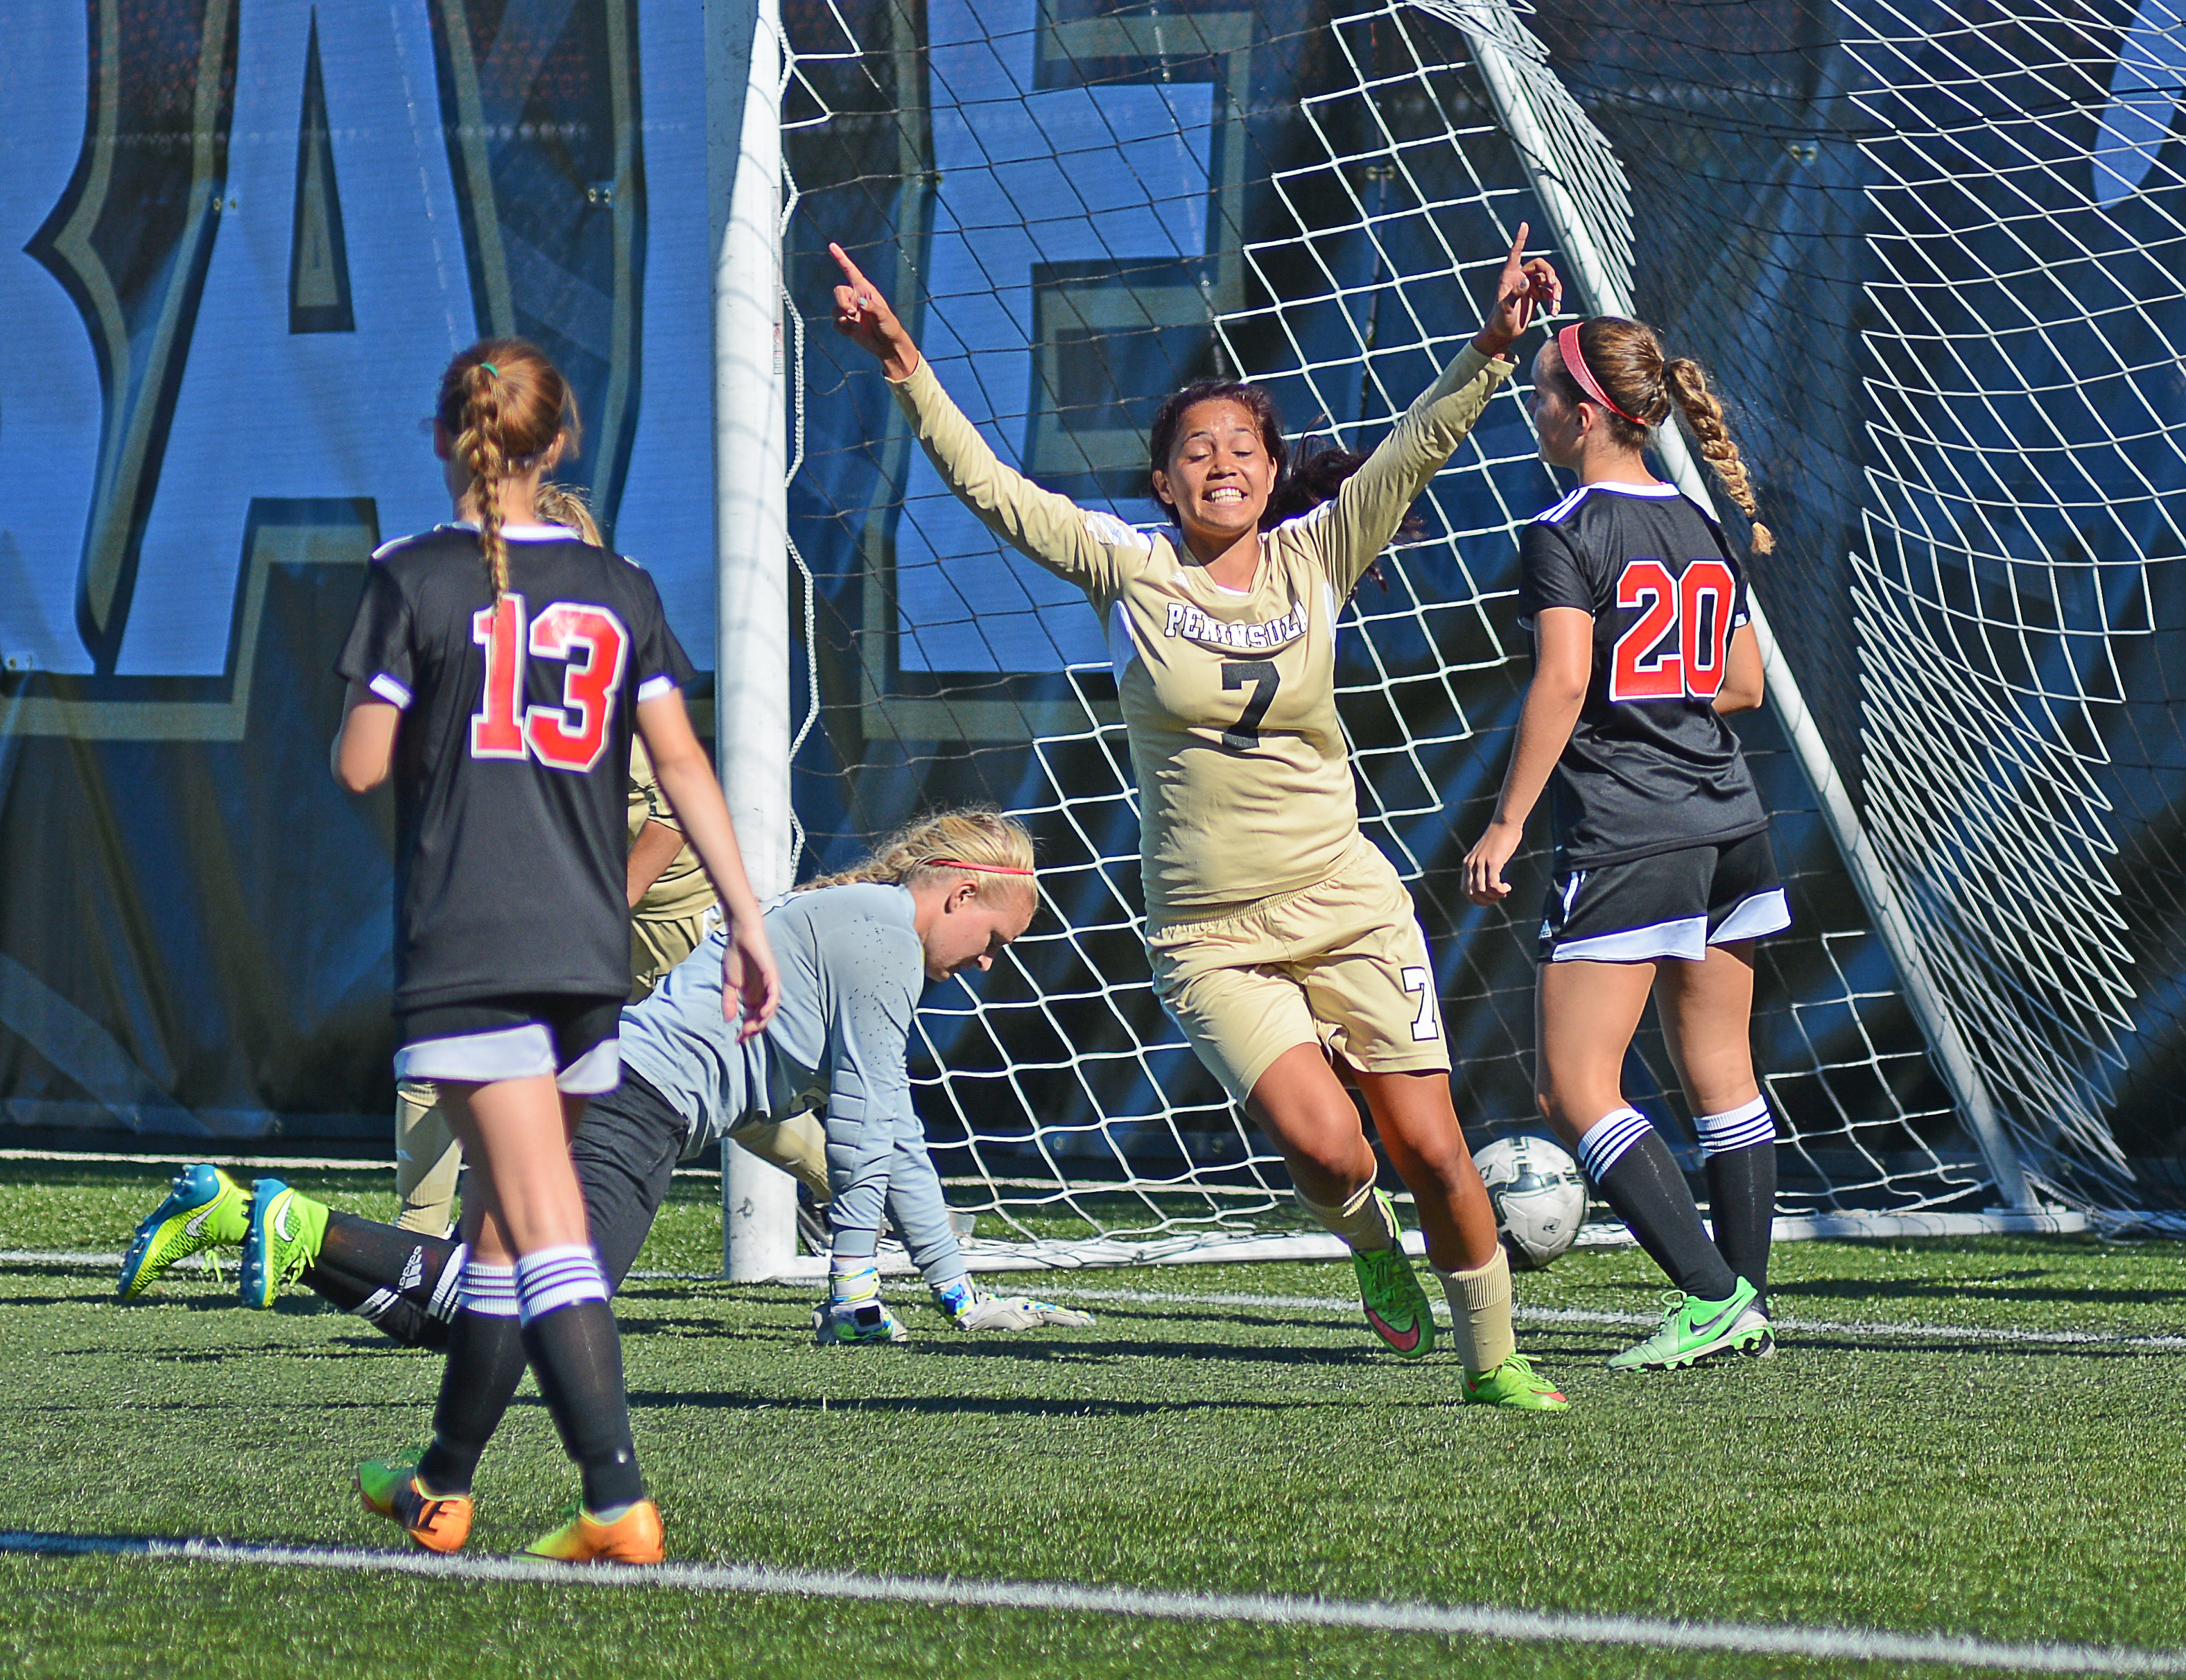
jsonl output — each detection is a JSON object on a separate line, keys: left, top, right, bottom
{"left": 337, "top": 524, "right": 697, "bottom": 1011}
{"left": 1518, "top": 482, "right": 1767, "bottom": 869}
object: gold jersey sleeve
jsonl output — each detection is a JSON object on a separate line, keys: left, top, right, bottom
{"left": 892, "top": 346, "right": 1512, "bottom": 924}
{"left": 626, "top": 736, "right": 720, "bottom": 923}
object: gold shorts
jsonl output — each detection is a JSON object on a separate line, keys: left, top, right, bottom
{"left": 630, "top": 904, "right": 720, "bottom": 1001}
{"left": 1148, "top": 836, "right": 1449, "bottom": 1107}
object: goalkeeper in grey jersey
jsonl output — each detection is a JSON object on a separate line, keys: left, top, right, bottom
{"left": 116, "top": 808, "right": 1091, "bottom": 1353}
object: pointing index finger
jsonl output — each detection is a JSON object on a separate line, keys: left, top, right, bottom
{"left": 828, "top": 241, "right": 869, "bottom": 294}
{"left": 1505, "top": 221, "right": 1530, "bottom": 271}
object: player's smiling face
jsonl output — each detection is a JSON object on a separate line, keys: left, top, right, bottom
{"left": 1152, "top": 400, "right": 1277, "bottom": 553}
{"left": 1528, "top": 342, "right": 1587, "bottom": 470}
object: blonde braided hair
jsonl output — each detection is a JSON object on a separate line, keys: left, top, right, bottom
{"left": 435, "top": 339, "right": 582, "bottom": 596}
{"left": 533, "top": 482, "right": 603, "bottom": 547}
{"left": 1543, "top": 317, "right": 1775, "bottom": 555}
{"left": 804, "top": 806, "right": 1036, "bottom": 907}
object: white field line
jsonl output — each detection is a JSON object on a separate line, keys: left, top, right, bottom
{"left": 14, "top": 1249, "right": 2180, "bottom": 1351}
{"left": 0, "top": 1530, "right": 2174, "bottom": 1674}
{"left": 1043, "top": 1285, "right": 2186, "bottom": 1352}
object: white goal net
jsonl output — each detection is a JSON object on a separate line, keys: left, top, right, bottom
{"left": 758, "top": 0, "right": 2163, "bottom": 1262}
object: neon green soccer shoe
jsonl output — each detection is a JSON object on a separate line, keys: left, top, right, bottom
{"left": 1353, "top": 1205, "right": 1434, "bottom": 1358}
{"left": 1460, "top": 1351, "right": 1570, "bottom": 1410}
{"left": 238, "top": 1178, "right": 329, "bottom": 1309}
{"left": 116, "top": 1163, "right": 250, "bottom": 1299}
{"left": 1607, "top": 1279, "right": 1769, "bottom": 1374}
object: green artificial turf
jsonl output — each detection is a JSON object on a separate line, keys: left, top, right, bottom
{"left": 2, "top": 1159, "right": 2183, "bottom": 1679}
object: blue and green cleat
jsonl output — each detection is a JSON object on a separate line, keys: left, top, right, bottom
{"left": 238, "top": 1178, "right": 329, "bottom": 1309}
{"left": 116, "top": 1164, "right": 250, "bottom": 1299}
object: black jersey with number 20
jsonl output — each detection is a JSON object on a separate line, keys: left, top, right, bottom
{"left": 1518, "top": 482, "right": 1767, "bottom": 869}
{"left": 337, "top": 523, "right": 697, "bottom": 1011}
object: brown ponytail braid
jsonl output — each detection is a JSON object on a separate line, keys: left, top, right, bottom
{"left": 434, "top": 339, "right": 582, "bottom": 596}
{"left": 1540, "top": 317, "right": 1774, "bottom": 555}
{"left": 1660, "top": 356, "right": 1774, "bottom": 555}
{"left": 804, "top": 806, "right": 1036, "bottom": 907}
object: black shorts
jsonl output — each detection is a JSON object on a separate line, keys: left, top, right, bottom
{"left": 394, "top": 993, "right": 625, "bottom": 1096}
{"left": 569, "top": 1071, "right": 692, "bottom": 1288}
{"left": 1538, "top": 831, "right": 1789, "bottom": 964}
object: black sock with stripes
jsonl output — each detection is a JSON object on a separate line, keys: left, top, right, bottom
{"left": 520, "top": 1301, "right": 645, "bottom": 1513}
{"left": 1704, "top": 1148, "right": 1777, "bottom": 1313}
{"left": 304, "top": 1213, "right": 463, "bottom": 1349}
{"left": 416, "top": 1308, "right": 528, "bottom": 1496}
{"left": 514, "top": 1246, "right": 644, "bottom": 1514}
{"left": 1577, "top": 1109, "right": 1740, "bottom": 1301}
{"left": 1694, "top": 1096, "right": 1778, "bottom": 1312}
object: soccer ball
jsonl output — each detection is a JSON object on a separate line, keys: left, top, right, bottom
{"left": 1474, "top": 1134, "right": 1588, "bottom": 1272}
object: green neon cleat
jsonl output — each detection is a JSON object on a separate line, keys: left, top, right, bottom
{"left": 1608, "top": 1279, "right": 1770, "bottom": 1373}
{"left": 238, "top": 1178, "right": 329, "bottom": 1309}
{"left": 116, "top": 1164, "right": 250, "bottom": 1299}
{"left": 1353, "top": 1195, "right": 1434, "bottom": 1358}
{"left": 1461, "top": 1351, "right": 1570, "bottom": 1410}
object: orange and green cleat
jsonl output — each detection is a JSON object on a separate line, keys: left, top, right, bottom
{"left": 525, "top": 1500, "right": 666, "bottom": 1564}
{"left": 357, "top": 1456, "right": 474, "bottom": 1555}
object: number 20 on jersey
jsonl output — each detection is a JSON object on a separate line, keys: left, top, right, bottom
{"left": 1609, "top": 557, "right": 1736, "bottom": 703}
{"left": 470, "top": 593, "right": 630, "bottom": 771}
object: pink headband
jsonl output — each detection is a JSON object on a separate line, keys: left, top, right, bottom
{"left": 930, "top": 859, "right": 1035, "bottom": 877}
{"left": 1556, "top": 324, "right": 1649, "bottom": 428}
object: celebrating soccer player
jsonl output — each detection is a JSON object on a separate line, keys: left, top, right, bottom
{"left": 827, "top": 230, "right": 1568, "bottom": 1408}
{"left": 1464, "top": 317, "right": 1785, "bottom": 1373}
{"left": 327, "top": 340, "right": 779, "bottom": 1561}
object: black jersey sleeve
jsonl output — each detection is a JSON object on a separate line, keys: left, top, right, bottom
{"left": 1517, "top": 521, "right": 1599, "bottom": 630}
{"left": 335, "top": 562, "right": 417, "bottom": 707}
{"left": 623, "top": 565, "right": 697, "bottom": 703}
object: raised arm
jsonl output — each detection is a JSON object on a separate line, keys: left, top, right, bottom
{"left": 1308, "top": 227, "right": 1561, "bottom": 594}
{"left": 830, "top": 243, "right": 1135, "bottom": 598}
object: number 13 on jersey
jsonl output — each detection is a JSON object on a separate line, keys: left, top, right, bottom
{"left": 1608, "top": 557, "right": 1736, "bottom": 703}
{"left": 471, "top": 593, "right": 631, "bottom": 771}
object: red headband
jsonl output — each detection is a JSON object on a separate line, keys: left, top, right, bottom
{"left": 1556, "top": 324, "right": 1649, "bottom": 428}
{"left": 930, "top": 858, "right": 1036, "bottom": 877}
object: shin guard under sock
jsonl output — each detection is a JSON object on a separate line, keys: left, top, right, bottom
{"left": 1576, "top": 1109, "right": 1740, "bottom": 1301}
{"left": 308, "top": 1214, "right": 465, "bottom": 1349}
{"left": 1697, "top": 1096, "right": 1778, "bottom": 1310}
{"left": 1433, "top": 1247, "right": 1516, "bottom": 1376}
{"left": 516, "top": 1247, "right": 645, "bottom": 1514}
{"left": 1297, "top": 1179, "right": 1398, "bottom": 1253}
{"left": 417, "top": 1259, "right": 526, "bottom": 1496}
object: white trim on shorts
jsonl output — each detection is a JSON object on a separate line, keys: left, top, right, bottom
{"left": 1546, "top": 887, "right": 1792, "bottom": 964}
{"left": 555, "top": 1037, "right": 623, "bottom": 1095}
{"left": 1550, "top": 915, "right": 1708, "bottom": 964}
{"left": 395, "top": 1024, "right": 622, "bottom": 1093}
{"left": 1711, "top": 887, "right": 1792, "bottom": 944}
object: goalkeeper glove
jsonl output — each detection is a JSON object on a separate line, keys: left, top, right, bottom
{"left": 934, "top": 1278, "right": 1094, "bottom": 1331}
